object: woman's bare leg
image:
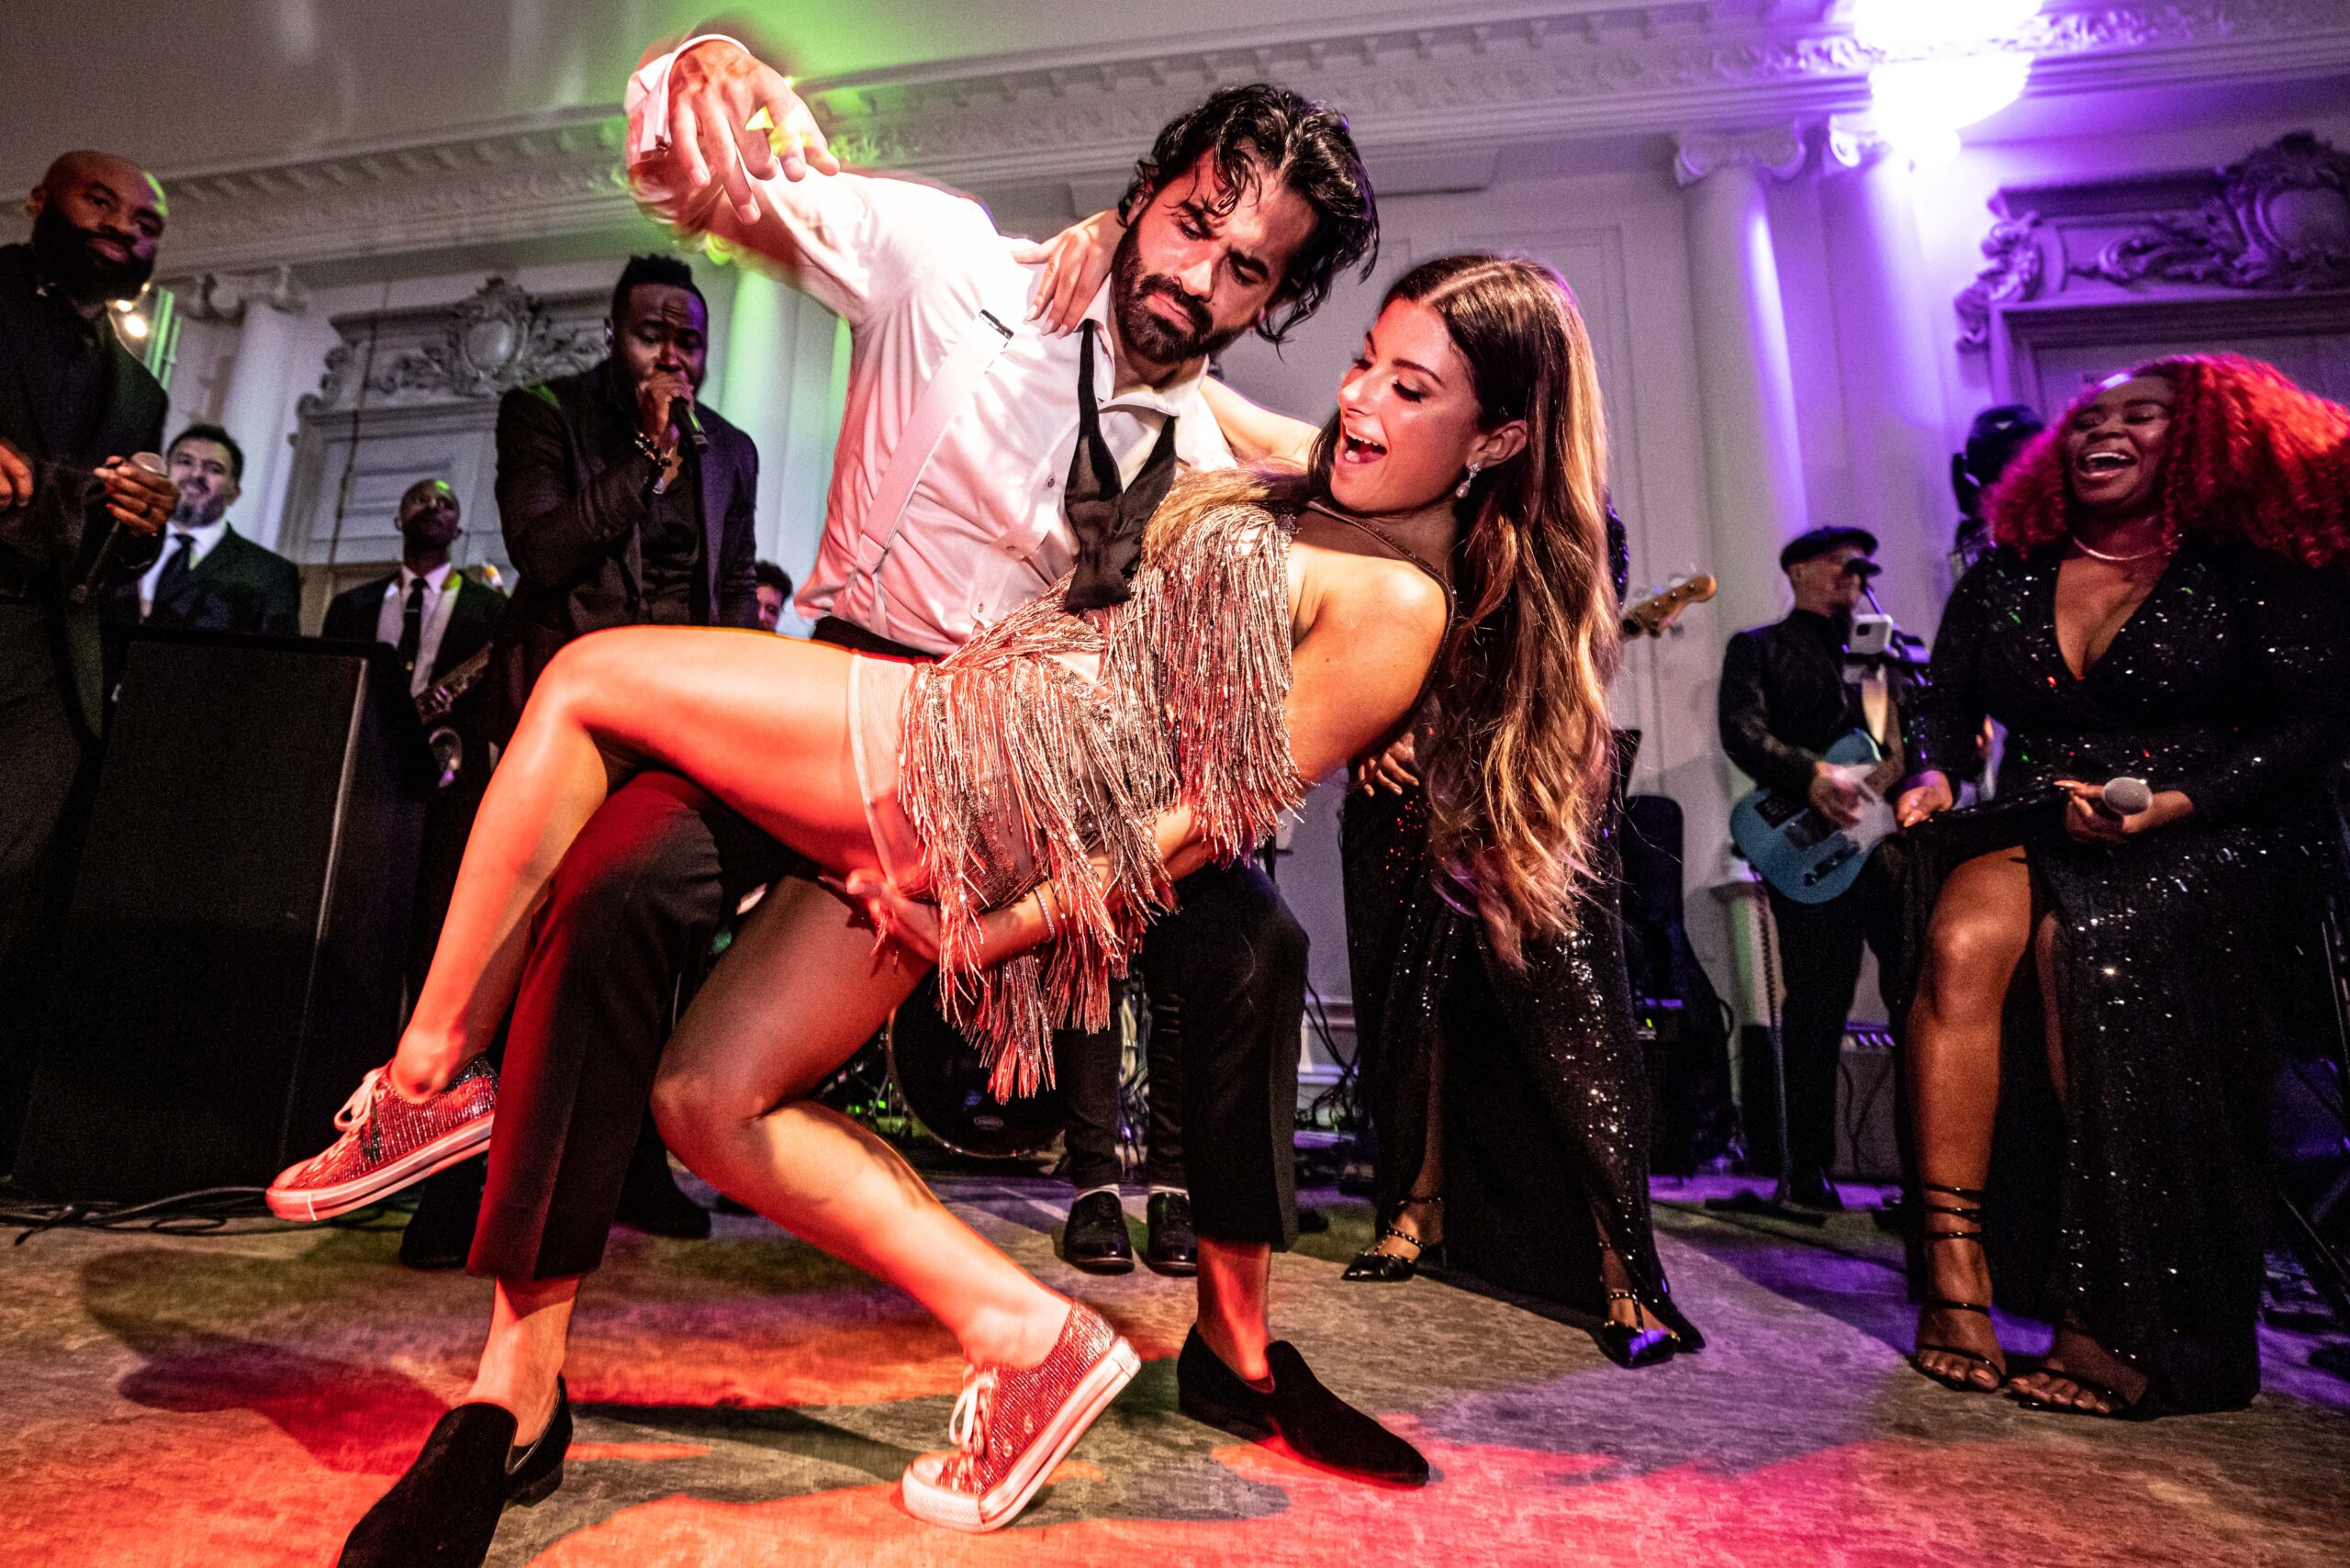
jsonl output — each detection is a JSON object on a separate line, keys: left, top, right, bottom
{"left": 653, "top": 877, "right": 1072, "bottom": 1367}
{"left": 1369, "top": 1039, "right": 1445, "bottom": 1262}
{"left": 389, "top": 629, "right": 876, "bottom": 1099}
{"left": 2009, "top": 910, "right": 2150, "bottom": 1413}
{"left": 1906, "top": 848, "right": 2033, "bottom": 1388}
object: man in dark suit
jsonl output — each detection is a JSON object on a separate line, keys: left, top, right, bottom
{"left": 0, "top": 150, "right": 181, "bottom": 1169}
{"left": 321, "top": 478, "right": 503, "bottom": 698}
{"left": 1718, "top": 525, "right": 1912, "bottom": 1210}
{"left": 396, "top": 253, "right": 756, "bottom": 1263}
{"left": 486, "top": 252, "right": 759, "bottom": 734}
{"left": 102, "top": 422, "right": 300, "bottom": 635}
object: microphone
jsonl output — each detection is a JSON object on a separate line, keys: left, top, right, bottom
{"left": 677, "top": 397, "right": 710, "bottom": 451}
{"left": 67, "top": 451, "right": 169, "bottom": 606}
{"left": 2099, "top": 776, "right": 2154, "bottom": 817}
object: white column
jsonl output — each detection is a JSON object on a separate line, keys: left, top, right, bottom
{"left": 1819, "top": 127, "right": 1953, "bottom": 628}
{"left": 204, "top": 267, "right": 309, "bottom": 553}
{"left": 1676, "top": 127, "right": 1811, "bottom": 639}
{"left": 716, "top": 265, "right": 845, "bottom": 622}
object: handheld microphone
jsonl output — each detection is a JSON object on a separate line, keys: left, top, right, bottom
{"left": 67, "top": 451, "right": 169, "bottom": 606}
{"left": 677, "top": 398, "right": 710, "bottom": 451}
{"left": 2099, "top": 777, "right": 2154, "bottom": 817}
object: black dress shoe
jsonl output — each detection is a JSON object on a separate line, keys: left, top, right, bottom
{"left": 1595, "top": 1292, "right": 1677, "bottom": 1369}
{"left": 1177, "top": 1327, "right": 1429, "bottom": 1486}
{"left": 1785, "top": 1169, "right": 1846, "bottom": 1212}
{"left": 398, "top": 1159, "right": 485, "bottom": 1271}
{"left": 615, "top": 1146, "right": 711, "bottom": 1240}
{"left": 1145, "top": 1191, "right": 1197, "bottom": 1275}
{"left": 1061, "top": 1190, "right": 1134, "bottom": 1274}
{"left": 339, "top": 1379, "right": 570, "bottom": 1567}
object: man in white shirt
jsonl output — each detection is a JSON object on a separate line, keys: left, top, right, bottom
{"left": 332, "top": 38, "right": 1398, "bottom": 1563}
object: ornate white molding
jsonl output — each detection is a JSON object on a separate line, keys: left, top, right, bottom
{"left": 166, "top": 263, "right": 309, "bottom": 322}
{"left": 1673, "top": 126, "right": 1810, "bottom": 187}
{"left": 298, "top": 278, "right": 604, "bottom": 418}
{"left": 144, "top": 1, "right": 2350, "bottom": 275}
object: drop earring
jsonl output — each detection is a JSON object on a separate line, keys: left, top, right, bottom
{"left": 1455, "top": 462, "right": 1483, "bottom": 499}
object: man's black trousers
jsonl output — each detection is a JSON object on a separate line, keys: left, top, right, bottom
{"left": 1763, "top": 858, "right": 1897, "bottom": 1182}
{"left": 471, "top": 772, "right": 1303, "bottom": 1280}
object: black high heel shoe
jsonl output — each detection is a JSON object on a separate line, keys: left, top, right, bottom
{"left": 1908, "top": 1182, "right": 2008, "bottom": 1394}
{"left": 1343, "top": 1195, "right": 1443, "bottom": 1282}
{"left": 338, "top": 1378, "right": 571, "bottom": 1567}
{"left": 1595, "top": 1290, "right": 1679, "bottom": 1369}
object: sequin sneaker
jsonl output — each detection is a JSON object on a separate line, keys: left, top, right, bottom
{"left": 899, "top": 1302, "right": 1138, "bottom": 1532}
{"left": 264, "top": 1058, "right": 498, "bottom": 1222}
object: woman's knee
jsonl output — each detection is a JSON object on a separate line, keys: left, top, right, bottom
{"left": 1922, "top": 911, "right": 2024, "bottom": 1018}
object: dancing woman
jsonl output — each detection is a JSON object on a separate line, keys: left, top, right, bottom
{"left": 336, "top": 251, "right": 1620, "bottom": 1542}
{"left": 1895, "top": 356, "right": 2350, "bottom": 1416}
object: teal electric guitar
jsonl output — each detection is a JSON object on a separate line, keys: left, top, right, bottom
{"left": 1729, "top": 730, "right": 1906, "bottom": 904}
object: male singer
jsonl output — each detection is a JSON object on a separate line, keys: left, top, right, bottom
{"left": 0, "top": 151, "right": 179, "bottom": 1169}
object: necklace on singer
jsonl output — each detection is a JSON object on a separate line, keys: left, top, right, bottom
{"left": 2072, "top": 534, "right": 2167, "bottom": 564}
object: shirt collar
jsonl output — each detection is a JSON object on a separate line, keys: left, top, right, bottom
{"left": 398, "top": 562, "right": 455, "bottom": 593}
{"left": 170, "top": 517, "right": 230, "bottom": 552}
{"left": 1084, "top": 283, "right": 1214, "bottom": 421}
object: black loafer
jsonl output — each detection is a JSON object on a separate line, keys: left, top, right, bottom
{"left": 1176, "top": 1327, "right": 1428, "bottom": 1486}
{"left": 1145, "top": 1191, "right": 1197, "bottom": 1276}
{"left": 1062, "top": 1190, "right": 1135, "bottom": 1273}
{"left": 339, "top": 1379, "right": 570, "bottom": 1567}
{"left": 1785, "top": 1169, "right": 1845, "bottom": 1211}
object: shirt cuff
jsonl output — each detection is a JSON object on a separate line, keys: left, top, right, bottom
{"left": 624, "top": 33, "right": 751, "bottom": 164}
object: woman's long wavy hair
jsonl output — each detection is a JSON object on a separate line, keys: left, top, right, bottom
{"left": 1986, "top": 353, "right": 2350, "bottom": 567}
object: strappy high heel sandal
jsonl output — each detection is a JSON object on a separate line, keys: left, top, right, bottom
{"left": 1908, "top": 1182, "right": 2007, "bottom": 1393}
{"left": 1595, "top": 1290, "right": 1678, "bottom": 1369}
{"left": 1343, "top": 1195, "right": 1443, "bottom": 1282}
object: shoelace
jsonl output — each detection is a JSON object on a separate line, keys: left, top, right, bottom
{"left": 945, "top": 1364, "right": 1000, "bottom": 1484}
{"left": 333, "top": 1069, "right": 388, "bottom": 1135}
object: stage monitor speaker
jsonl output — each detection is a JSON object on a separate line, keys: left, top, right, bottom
{"left": 15, "top": 631, "right": 431, "bottom": 1203}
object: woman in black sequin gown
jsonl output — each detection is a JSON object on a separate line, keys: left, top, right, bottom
{"left": 1339, "top": 510, "right": 1703, "bottom": 1367}
{"left": 1895, "top": 355, "right": 2350, "bottom": 1416}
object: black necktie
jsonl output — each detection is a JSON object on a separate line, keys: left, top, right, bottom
{"left": 151, "top": 532, "right": 196, "bottom": 618}
{"left": 1064, "top": 319, "right": 1181, "bottom": 612}
{"left": 397, "top": 577, "right": 427, "bottom": 675}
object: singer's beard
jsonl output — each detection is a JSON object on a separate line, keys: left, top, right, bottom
{"left": 30, "top": 206, "right": 154, "bottom": 306}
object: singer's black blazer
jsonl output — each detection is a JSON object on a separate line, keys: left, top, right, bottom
{"left": 0, "top": 241, "right": 168, "bottom": 734}
{"left": 487, "top": 356, "right": 759, "bottom": 734}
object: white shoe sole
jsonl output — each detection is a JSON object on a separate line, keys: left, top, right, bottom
{"left": 899, "top": 1336, "right": 1141, "bottom": 1533}
{"left": 263, "top": 1112, "right": 496, "bottom": 1222}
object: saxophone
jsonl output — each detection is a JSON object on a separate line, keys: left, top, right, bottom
{"left": 417, "top": 644, "right": 495, "bottom": 788}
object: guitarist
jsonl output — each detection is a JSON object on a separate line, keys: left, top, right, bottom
{"left": 1718, "top": 525, "right": 1914, "bottom": 1209}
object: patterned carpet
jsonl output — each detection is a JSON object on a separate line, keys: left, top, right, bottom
{"left": 4, "top": 1170, "right": 2346, "bottom": 1567}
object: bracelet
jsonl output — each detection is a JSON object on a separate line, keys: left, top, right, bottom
{"left": 1034, "top": 883, "right": 1061, "bottom": 943}
{"left": 632, "top": 430, "right": 666, "bottom": 463}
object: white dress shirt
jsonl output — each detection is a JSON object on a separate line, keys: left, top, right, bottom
{"left": 136, "top": 516, "right": 229, "bottom": 618}
{"left": 375, "top": 562, "right": 461, "bottom": 698}
{"left": 628, "top": 39, "right": 1235, "bottom": 655}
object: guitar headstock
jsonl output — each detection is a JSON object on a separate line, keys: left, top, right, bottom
{"left": 1621, "top": 574, "right": 1718, "bottom": 639}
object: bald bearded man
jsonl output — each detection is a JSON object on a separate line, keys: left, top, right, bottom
{"left": 0, "top": 150, "right": 181, "bottom": 1168}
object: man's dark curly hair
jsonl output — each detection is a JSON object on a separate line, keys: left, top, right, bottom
{"left": 1117, "top": 83, "right": 1378, "bottom": 345}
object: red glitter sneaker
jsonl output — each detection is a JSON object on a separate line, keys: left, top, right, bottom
{"left": 900, "top": 1302, "right": 1139, "bottom": 1532}
{"left": 264, "top": 1058, "right": 498, "bottom": 1222}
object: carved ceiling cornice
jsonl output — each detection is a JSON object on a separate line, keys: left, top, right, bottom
{"left": 148, "top": 0, "right": 2350, "bottom": 276}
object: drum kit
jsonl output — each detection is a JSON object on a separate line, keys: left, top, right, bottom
{"left": 822, "top": 973, "right": 1147, "bottom": 1166}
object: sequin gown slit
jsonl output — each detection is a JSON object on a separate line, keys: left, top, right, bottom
{"left": 1905, "top": 537, "right": 2350, "bottom": 1411}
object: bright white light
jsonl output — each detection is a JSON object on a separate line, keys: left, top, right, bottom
{"left": 119, "top": 312, "right": 150, "bottom": 340}
{"left": 1852, "top": 0, "right": 2043, "bottom": 52}
{"left": 1865, "top": 26, "right": 2037, "bottom": 165}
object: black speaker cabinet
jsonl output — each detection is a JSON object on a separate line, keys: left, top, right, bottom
{"left": 17, "top": 631, "right": 432, "bottom": 1202}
